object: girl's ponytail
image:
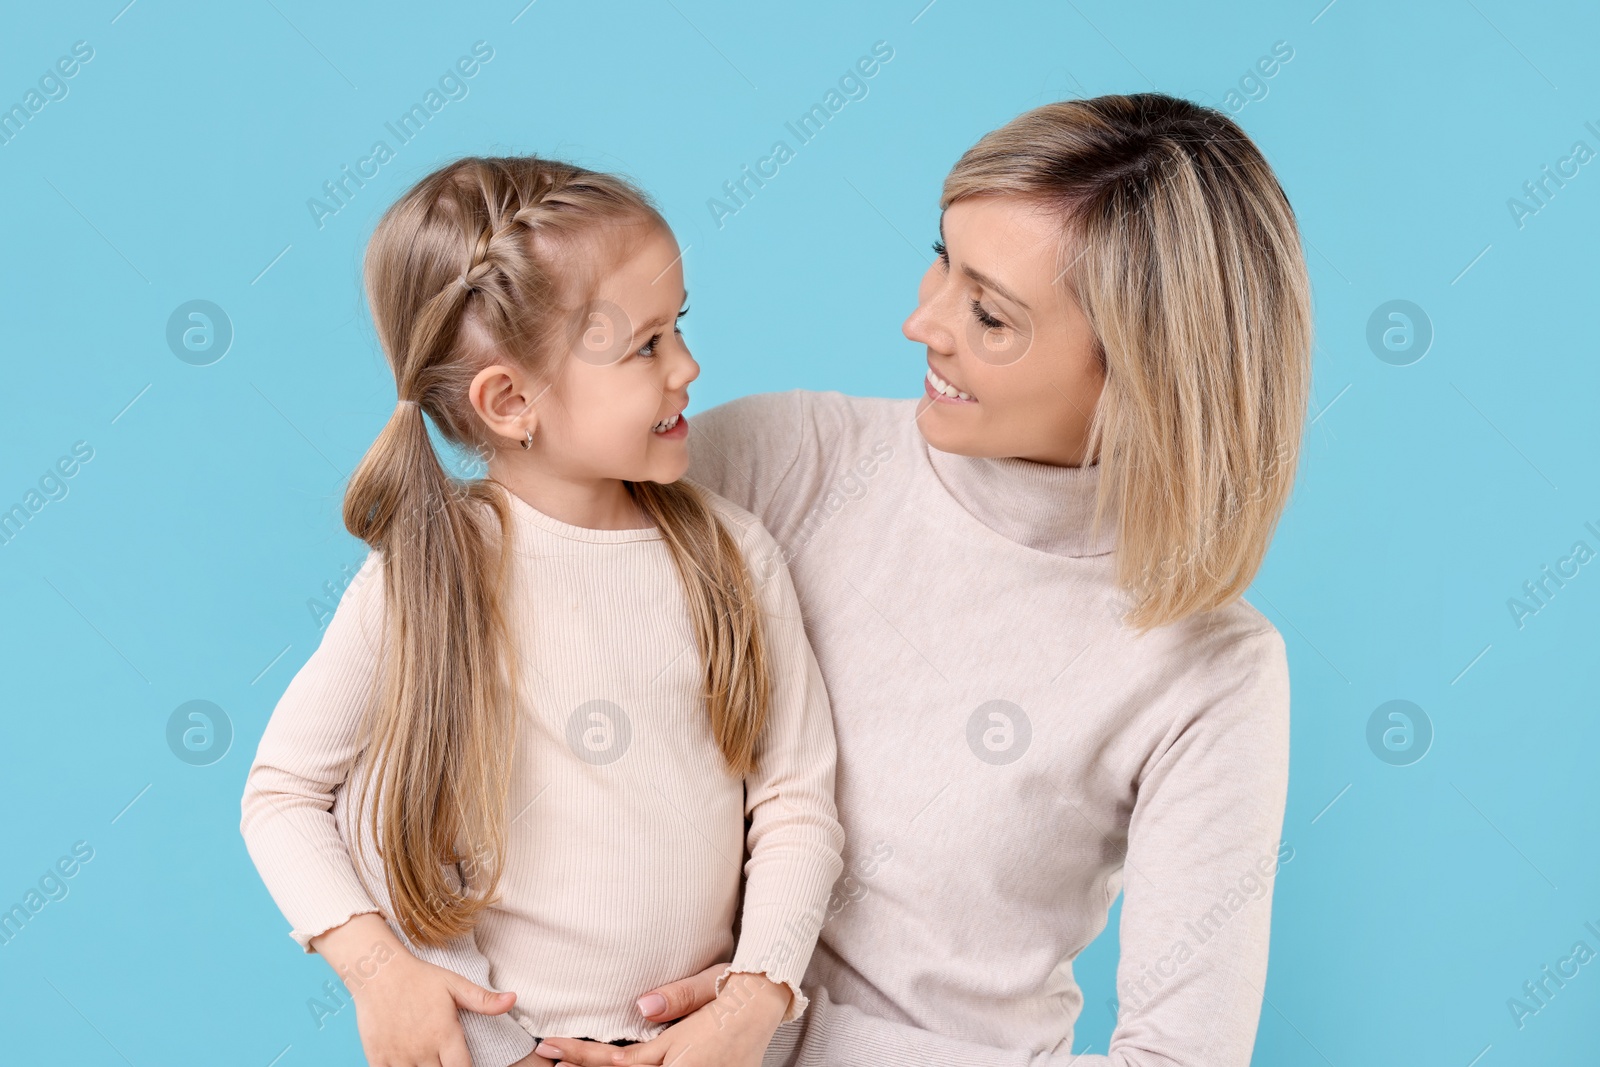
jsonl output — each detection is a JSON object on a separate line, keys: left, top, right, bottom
{"left": 342, "top": 393, "right": 515, "bottom": 946}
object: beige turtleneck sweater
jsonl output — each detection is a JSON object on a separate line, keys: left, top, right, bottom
{"left": 682, "top": 391, "right": 1292, "bottom": 1067}
{"left": 238, "top": 483, "right": 844, "bottom": 1061}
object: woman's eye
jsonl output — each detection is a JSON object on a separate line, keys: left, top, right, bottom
{"left": 932, "top": 240, "right": 948, "bottom": 265}
{"left": 970, "top": 299, "right": 1006, "bottom": 330}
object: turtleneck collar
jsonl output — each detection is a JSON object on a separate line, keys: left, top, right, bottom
{"left": 924, "top": 440, "right": 1118, "bottom": 558}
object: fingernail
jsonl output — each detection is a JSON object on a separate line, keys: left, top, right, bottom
{"left": 637, "top": 993, "right": 667, "bottom": 1016}
{"left": 535, "top": 1042, "right": 562, "bottom": 1058}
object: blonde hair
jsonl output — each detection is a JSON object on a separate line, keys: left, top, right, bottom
{"left": 941, "top": 93, "right": 1313, "bottom": 630}
{"left": 343, "top": 156, "right": 772, "bottom": 945}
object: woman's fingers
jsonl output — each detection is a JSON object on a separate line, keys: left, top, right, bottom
{"left": 635, "top": 963, "right": 723, "bottom": 1022}
{"left": 534, "top": 1037, "right": 637, "bottom": 1066}
{"left": 611, "top": 1034, "right": 670, "bottom": 1065}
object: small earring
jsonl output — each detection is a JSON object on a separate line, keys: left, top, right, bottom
{"left": 520, "top": 427, "right": 532, "bottom": 451}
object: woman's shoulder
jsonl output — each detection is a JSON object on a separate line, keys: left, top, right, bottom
{"left": 1131, "top": 597, "right": 1289, "bottom": 724}
{"left": 694, "top": 388, "right": 921, "bottom": 451}
{"left": 684, "top": 389, "right": 920, "bottom": 535}
{"left": 1145, "top": 595, "right": 1285, "bottom": 661}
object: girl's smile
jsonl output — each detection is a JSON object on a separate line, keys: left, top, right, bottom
{"left": 651, "top": 410, "right": 689, "bottom": 438}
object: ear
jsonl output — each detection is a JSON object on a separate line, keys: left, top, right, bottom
{"left": 469, "top": 363, "right": 546, "bottom": 445}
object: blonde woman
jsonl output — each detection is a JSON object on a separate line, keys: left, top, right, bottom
{"left": 542, "top": 92, "right": 1311, "bottom": 1067}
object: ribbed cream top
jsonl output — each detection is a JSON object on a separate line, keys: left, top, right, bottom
{"left": 239, "top": 482, "right": 844, "bottom": 1055}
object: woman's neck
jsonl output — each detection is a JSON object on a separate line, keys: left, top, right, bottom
{"left": 924, "top": 443, "right": 1116, "bottom": 557}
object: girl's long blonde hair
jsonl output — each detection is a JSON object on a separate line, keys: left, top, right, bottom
{"left": 343, "top": 156, "right": 771, "bottom": 945}
{"left": 942, "top": 93, "right": 1313, "bottom": 630}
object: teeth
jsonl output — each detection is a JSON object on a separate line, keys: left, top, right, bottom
{"left": 652, "top": 413, "right": 681, "bottom": 433}
{"left": 926, "top": 368, "right": 974, "bottom": 402}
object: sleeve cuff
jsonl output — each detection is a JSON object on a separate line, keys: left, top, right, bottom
{"left": 290, "top": 905, "right": 383, "bottom": 953}
{"left": 713, "top": 964, "right": 810, "bottom": 1026}
{"left": 461, "top": 1008, "right": 540, "bottom": 1066}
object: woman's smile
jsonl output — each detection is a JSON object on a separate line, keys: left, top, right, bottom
{"left": 924, "top": 364, "right": 977, "bottom": 403}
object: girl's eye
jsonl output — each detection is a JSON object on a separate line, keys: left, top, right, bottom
{"left": 970, "top": 298, "right": 1006, "bottom": 330}
{"left": 932, "top": 240, "right": 948, "bottom": 266}
{"left": 638, "top": 306, "right": 690, "bottom": 358}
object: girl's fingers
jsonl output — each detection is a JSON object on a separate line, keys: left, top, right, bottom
{"left": 534, "top": 1037, "right": 635, "bottom": 1066}
{"left": 439, "top": 969, "right": 518, "bottom": 1016}
{"left": 634, "top": 963, "right": 723, "bottom": 1022}
{"left": 438, "top": 1028, "right": 473, "bottom": 1067}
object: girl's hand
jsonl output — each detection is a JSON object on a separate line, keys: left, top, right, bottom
{"left": 311, "top": 912, "right": 525, "bottom": 1067}
{"left": 535, "top": 971, "right": 790, "bottom": 1067}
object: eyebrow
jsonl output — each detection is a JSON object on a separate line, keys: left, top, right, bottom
{"left": 939, "top": 215, "right": 1032, "bottom": 312}
{"left": 632, "top": 289, "right": 691, "bottom": 338}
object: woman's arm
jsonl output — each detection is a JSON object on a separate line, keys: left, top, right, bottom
{"left": 588, "top": 627, "right": 1292, "bottom": 1067}
{"left": 768, "top": 627, "right": 1294, "bottom": 1067}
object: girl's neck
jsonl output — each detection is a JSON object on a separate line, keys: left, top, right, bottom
{"left": 488, "top": 461, "right": 653, "bottom": 531}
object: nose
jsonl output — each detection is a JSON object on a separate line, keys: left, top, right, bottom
{"left": 670, "top": 341, "right": 700, "bottom": 390}
{"left": 903, "top": 262, "right": 955, "bottom": 354}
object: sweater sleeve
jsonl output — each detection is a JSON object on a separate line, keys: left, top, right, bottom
{"left": 239, "top": 550, "right": 389, "bottom": 950}
{"left": 710, "top": 509, "right": 847, "bottom": 1026}
{"left": 766, "top": 627, "right": 1292, "bottom": 1067}
{"left": 241, "top": 550, "right": 539, "bottom": 1066}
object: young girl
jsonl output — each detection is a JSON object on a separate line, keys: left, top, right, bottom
{"left": 239, "top": 156, "right": 845, "bottom": 1067}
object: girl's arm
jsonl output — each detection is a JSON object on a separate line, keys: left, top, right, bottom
{"left": 240, "top": 551, "right": 538, "bottom": 1067}
{"left": 709, "top": 512, "right": 846, "bottom": 1021}
{"left": 334, "top": 771, "right": 542, "bottom": 1066}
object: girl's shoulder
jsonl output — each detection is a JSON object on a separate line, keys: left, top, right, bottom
{"left": 689, "top": 480, "right": 783, "bottom": 558}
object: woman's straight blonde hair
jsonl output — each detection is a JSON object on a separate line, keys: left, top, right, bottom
{"left": 942, "top": 93, "right": 1313, "bottom": 631}
{"left": 342, "top": 156, "right": 772, "bottom": 946}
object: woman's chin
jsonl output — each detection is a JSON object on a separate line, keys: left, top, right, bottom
{"left": 913, "top": 401, "right": 984, "bottom": 455}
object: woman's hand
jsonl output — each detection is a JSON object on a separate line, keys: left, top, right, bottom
{"left": 529, "top": 963, "right": 722, "bottom": 1063}
{"left": 632, "top": 963, "right": 724, "bottom": 1025}
{"left": 310, "top": 912, "right": 526, "bottom": 1067}
{"left": 532, "top": 969, "right": 789, "bottom": 1067}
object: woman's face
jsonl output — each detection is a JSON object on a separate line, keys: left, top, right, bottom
{"left": 903, "top": 195, "right": 1106, "bottom": 467}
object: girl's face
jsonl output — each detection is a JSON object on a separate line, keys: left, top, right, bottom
{"left": 903, "top": 195, "right": 1106, "bottom": 467}
{"left": 474, "top": 223, "right": 697, "bottom": 486}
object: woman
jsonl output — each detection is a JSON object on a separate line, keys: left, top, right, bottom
{"left": 540, "top": 90, "right": 1311, "bottom": 1067}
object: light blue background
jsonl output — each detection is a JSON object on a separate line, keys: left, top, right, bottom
{"left": 2, "top": 1, "right": 1596, "bottom": 1064}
